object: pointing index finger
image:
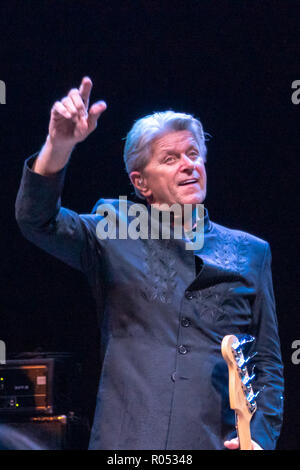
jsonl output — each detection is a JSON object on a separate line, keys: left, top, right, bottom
{"left": 79, "top": 76, "right": 93, "bottom": 108}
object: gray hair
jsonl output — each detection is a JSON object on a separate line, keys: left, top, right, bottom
{"left": 123, "top": 110, "right": 209, "bottom": 198}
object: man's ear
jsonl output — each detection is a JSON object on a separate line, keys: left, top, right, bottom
{"left": 130, "top": 171, "right": 152, "bottom": 198}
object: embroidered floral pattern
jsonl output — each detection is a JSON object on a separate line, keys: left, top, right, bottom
{"left": 204, "top": 228, "right": 250, "bottom": 275}
{"left": 142, "top": 239, "right": 178, "bottom": 304}
{"left": 193, "top": 227, "right": 251, "bottom": 320}
{"left": 193, "top": 285, "right": 226, "bottom": 320}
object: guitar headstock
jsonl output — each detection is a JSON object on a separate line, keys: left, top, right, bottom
{"left": 221, "top": 334, "right": 258, "bottom": 421}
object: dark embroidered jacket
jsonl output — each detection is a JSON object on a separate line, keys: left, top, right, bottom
{"left": 15, "top": 155, "right": 284, "bottom": 450}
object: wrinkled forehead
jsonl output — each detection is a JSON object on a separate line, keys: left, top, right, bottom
{"left": 151, "top": 130, "right": 199, "bottom": 155}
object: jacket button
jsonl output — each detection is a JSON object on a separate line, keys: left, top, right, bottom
{"left": 185, "top": 291, "right": 194, "bottom": 300}
{"left": 181, "top": 317, "right": 191, "bottom": 327}
{"left": 178, "top": 345, "right": 188, "bottom": 355}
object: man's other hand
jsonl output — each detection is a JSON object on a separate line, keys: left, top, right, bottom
{"left": 224, "top": 437, "right": 263, "bottom": 450}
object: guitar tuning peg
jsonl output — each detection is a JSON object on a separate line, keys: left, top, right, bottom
{"left": 239, "top": 335, "right": 255, "bottom": 346}
{"left": 242, "top": 372, "right": 255, "bottom": 386}
{"left": 247, "top": 392, "right": 256, "bottom": 404}
{"left": 254, "top": 385, "right": 266, "bottom": 398}
{"left": 232, "top": 340, "right": 240, "bottom": 351}
{"left": 238, "top": 351, "right": 257, "bottom": 368}
{"left": 232, "top": 335, "right": 255, "bottom": 350}
{"left": 243, "top": 351, "right": 257, "bottom": 364}
{"left": 247, "top": 386, "right": 265, "bottom": 403}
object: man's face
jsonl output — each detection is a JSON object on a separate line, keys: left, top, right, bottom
{"left": 137, "top": 130, "right": 207, "bottom": 207}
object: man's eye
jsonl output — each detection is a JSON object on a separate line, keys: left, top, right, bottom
{"left": 165, "top": 156, "right": 176, "bottom": 163}
{"left": 189, "top": 151, "right": 199, "bottom": 158}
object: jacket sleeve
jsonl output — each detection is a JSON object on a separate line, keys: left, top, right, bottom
{"left": 248, "top": 242, "right": 284, "bottom": 450}
{"left": 15, "top": 153, "right": 102, "bottom": 274}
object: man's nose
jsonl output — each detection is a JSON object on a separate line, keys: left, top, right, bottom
{"left": 181, "top": 153, "right": 195, "bottom": 170}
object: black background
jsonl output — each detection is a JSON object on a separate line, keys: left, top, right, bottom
{"left": 0, "top": 0, "right": 299, "bottom": 450}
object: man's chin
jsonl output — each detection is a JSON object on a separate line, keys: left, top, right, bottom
{"left": 180, "top": 195, "right": 206, "bottom": 207}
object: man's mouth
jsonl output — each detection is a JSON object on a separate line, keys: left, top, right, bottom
{"left": 178, "top": 178, "right": 199, "bottom": 186}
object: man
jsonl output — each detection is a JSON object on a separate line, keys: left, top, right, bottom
{"left": 15, "top": 77, "right": 284, "bottom": 450}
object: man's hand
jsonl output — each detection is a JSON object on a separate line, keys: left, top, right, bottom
{"left": 224, "top": 437, "right": 263, "bottom": 450}
{"left": 33, "top": 77, "right": 107, "bottom": 176}
{"left": 49, "top": 76, "right": 107, "bottom": 148}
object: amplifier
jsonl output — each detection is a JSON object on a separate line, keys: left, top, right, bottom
{"left": 0, "top": 354, "right": 77, "bottom": 416}
{"left": 0, "top": 414, "right": 90, "bottom": 450}
{"left": 0, "top": 415, "right": 67, "bottom": 450}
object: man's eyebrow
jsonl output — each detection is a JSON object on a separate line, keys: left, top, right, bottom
{"left": 186, "top": 144, "right": 199, "bottom": 151}
{"left": 162, "top": 144, "right": 198, "bottom": 155}
{"left": 158, "top": 149, "right": 176, "bottom": 158}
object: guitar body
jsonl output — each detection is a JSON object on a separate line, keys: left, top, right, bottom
{"left": 221, "top": 335, "right": 257, "bottom": 450}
